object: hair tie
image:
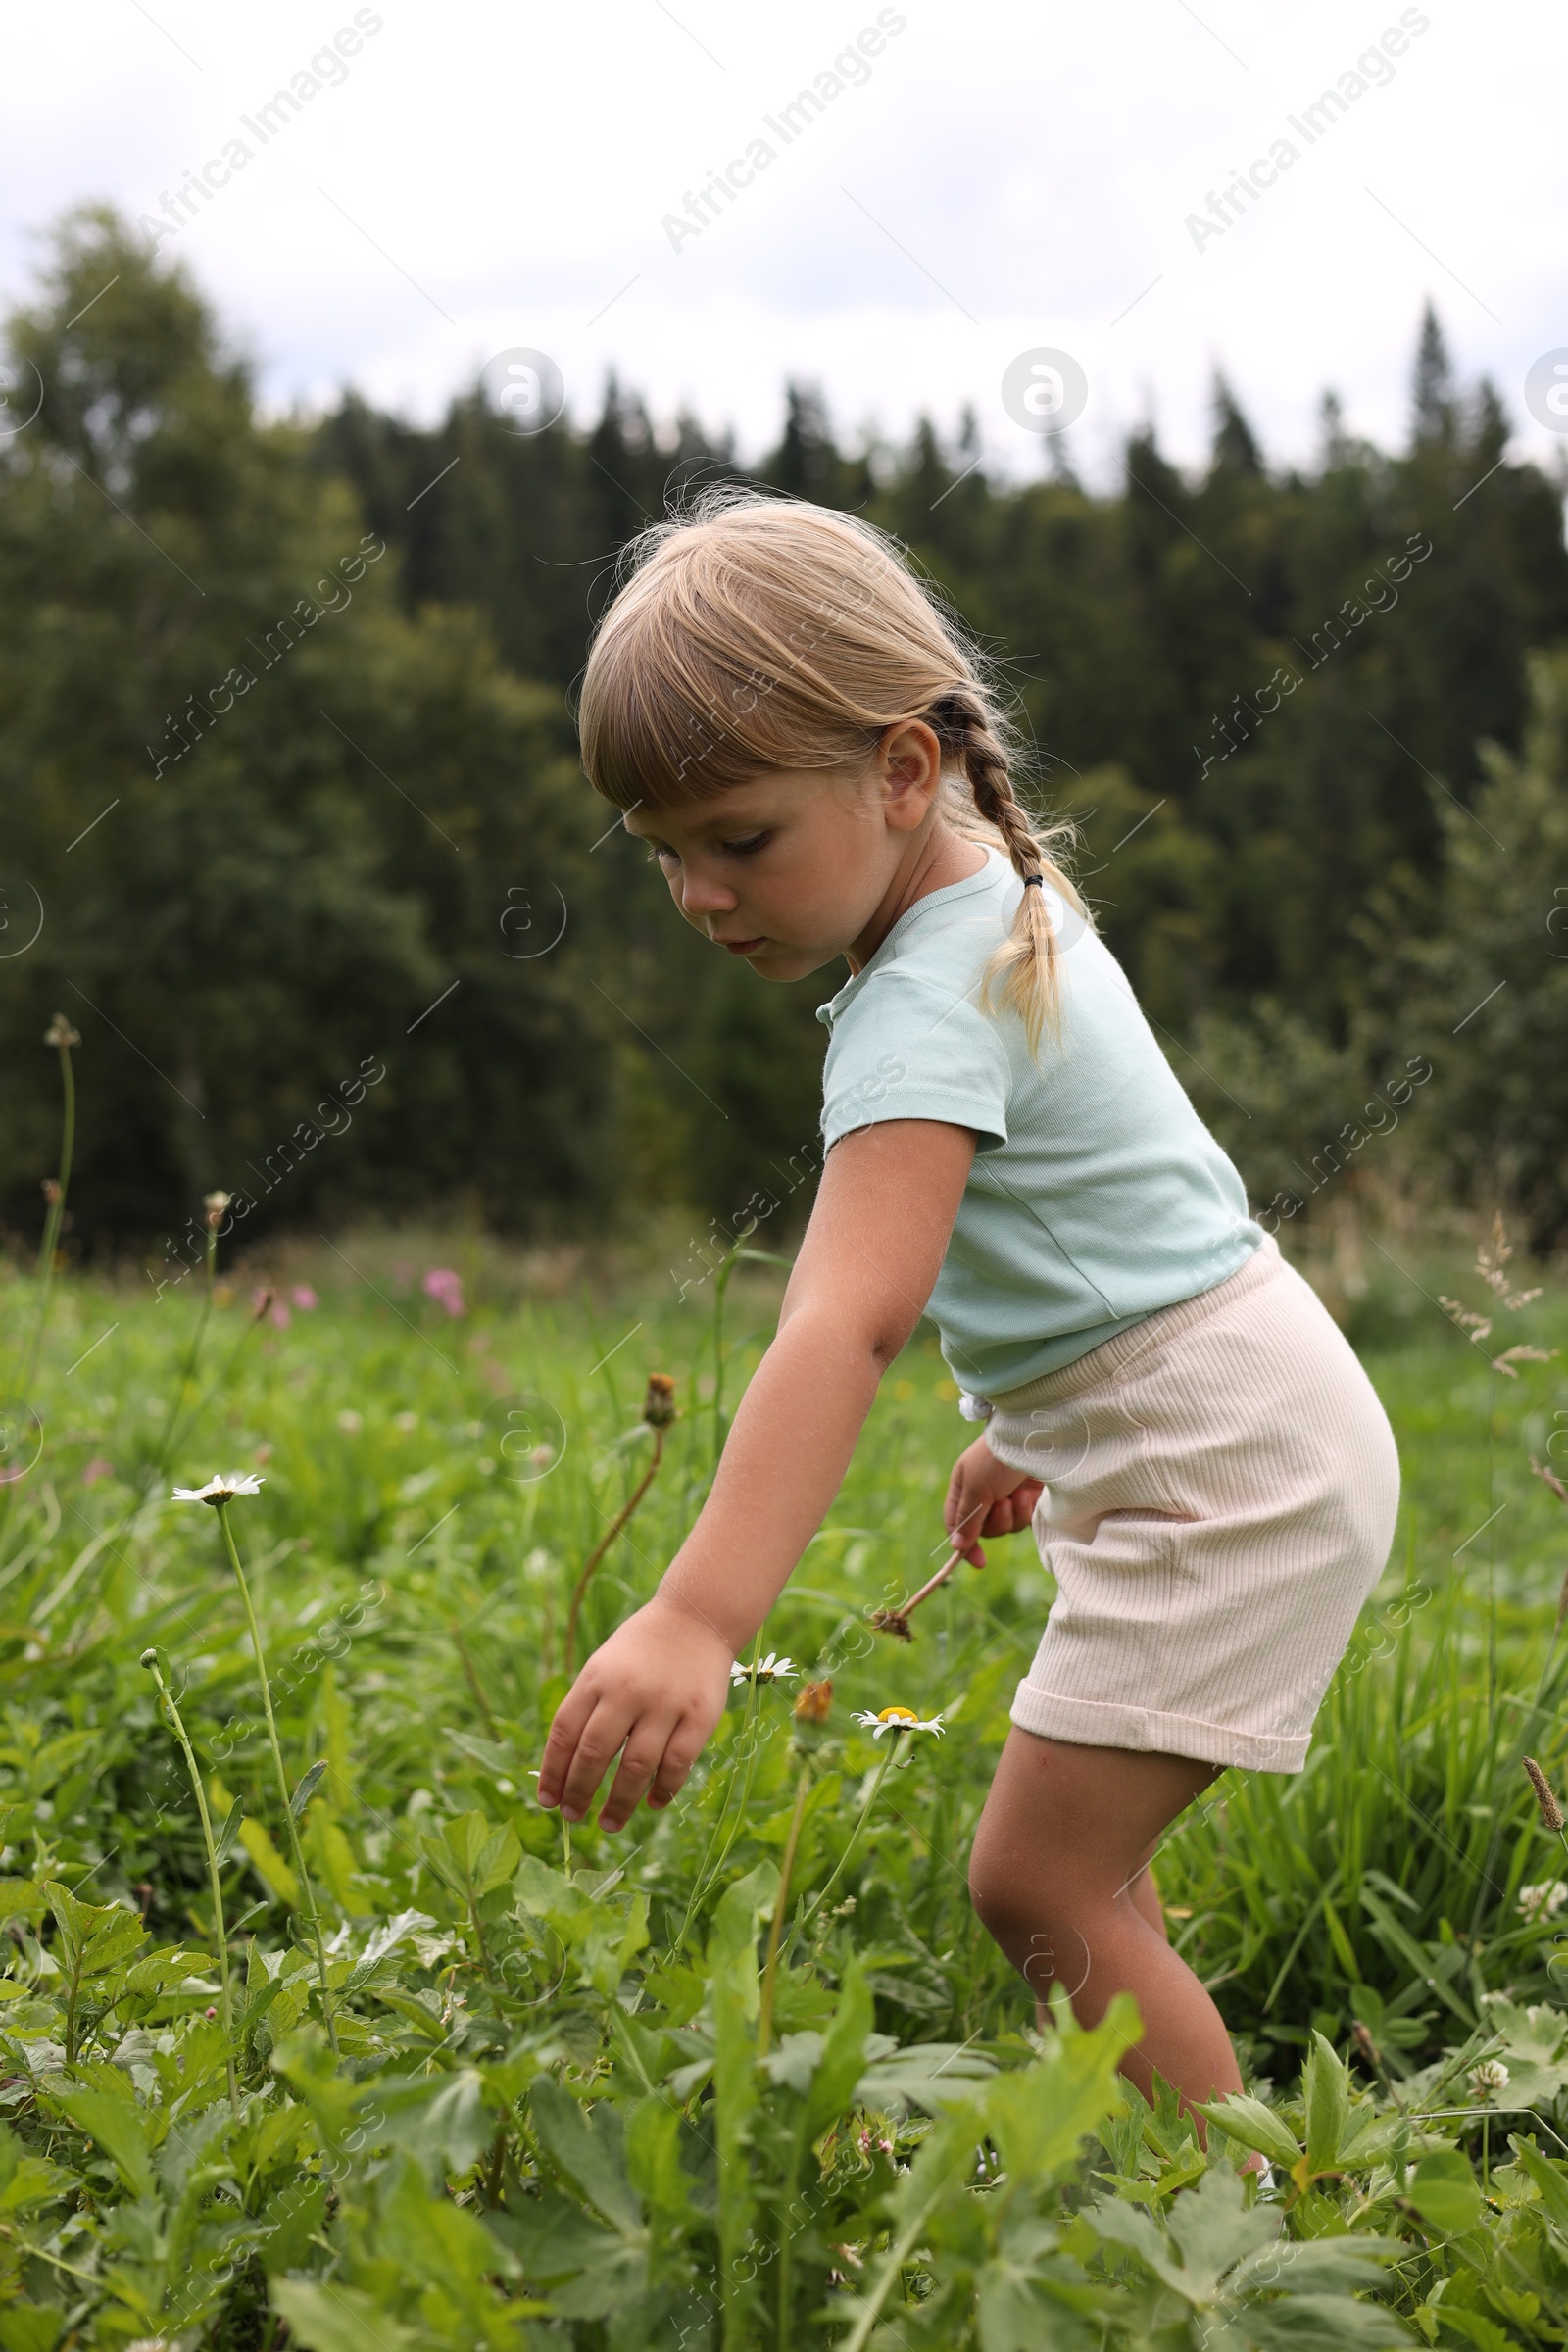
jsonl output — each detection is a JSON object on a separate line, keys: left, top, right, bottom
{"left": 1022, "top": 872, "right": 1045, "bottom": 889}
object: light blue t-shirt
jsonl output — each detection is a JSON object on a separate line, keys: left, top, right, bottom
{"left": 815, "top": 847, "right": 1262, "bottom": 1399}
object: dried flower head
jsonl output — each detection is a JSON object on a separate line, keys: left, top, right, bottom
{"left": 204, "top": 1190, "right": 231, "bottom": 1228}
{"left": 1350, "top": 2019, "right": 1381, "bottom": 2071}
{"left": 1525, "top": 1756, "right": 1564, "bottom": 1833}
{"left": 642, "top": 1373, "right": 677, "bottom": 1429}
{"left": 793, "top": 1679, "right": 834, "bottom": 1725}
{"left": 43, "top": 1014, "right": 80, "bottom": 1050}
{"left": 40, "top": 1178, "right": 62, "bottom": 1205}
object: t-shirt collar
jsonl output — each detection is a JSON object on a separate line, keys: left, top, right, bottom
{"left": 816, "top": 845, "right": 1011, "bottom": 1030}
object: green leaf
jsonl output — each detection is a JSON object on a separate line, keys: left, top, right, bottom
{"left": 858, "top": 2037, "right": 999, "bottom": 2116}
{"left": 0, "top": 1884, "right": 48, "bottom": 1924}
{"left": 1423, "top": 2311, "right": 1511, "bottom": 2352}
{"left": 45, "top": 2084, "right": 153, "bottom": 2196}
{"left": 1510, "top": 2135, "right": 1568, "bottom": 2237}
{"left": 212, "top": 1794, "right": 245, "bottom": 1867}
{"left": 426, "top": 1809, "right": 520, "bottom": 1900}
{"left": 708, "top": 1861, "right": 778, "bottom": 1971}
{"left": 806, "top": 1957, "right": 874, "bottom": 2138}
{"left": 444, "top": 1728, "right": 518, "bottom": 1778}
{"left": 1302, "top": 2030, "right": 1351, "bottom": 2173}
{"left": 290, "top": 1759, "right": 327, "bottom": 1820}
{"left": 270, "top": 2279, "right": 420, "bottom": 2352}
{"left": 487, "top": 2189, "right": 622, "bottom": 2290}
{"left": 1195, "top": 2092, "right": 1302, "bottom": 2170}
{"left": 713, "top": 1945, "right": 759, "bottom": 2304}
{"left": 43, "top": 1882, "right": 147, "bottom": 1982}
{"left": 513, "top": 1852, "right": 592, "bottom": 1942}
{"left": 1243, "top": 2293, "right": 1416, "bottom": 2348}
{"left": 237, "top": 1818, "right": 299, "bottom": 1908}
{"left": 375, "top": 2068, "right": 490, "bottom": 2184}
{"left": 529, "top": 2077, "right": 641, "bottom": 2234}
{"left": 0, "top": 2309, "right": 65, "bottom": 2352}
{"left": 624, "top": 2094, "right": 698, "bottom": 2223}
{"left": 1408, "top": 2148, "right": 1483, "bottom": 2236}
{"left": 983, "top": 2005, "right": 1139, "bottom": 2187}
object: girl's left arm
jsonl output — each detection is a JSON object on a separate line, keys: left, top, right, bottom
{"left": 537, "top": 1117, "right": 976, "bottom": 1830}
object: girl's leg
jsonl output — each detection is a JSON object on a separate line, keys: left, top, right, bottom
{"left": 1125, "top": 1844, "right": 1168, "bottom": 1942}
{"left": 968, "top": 1728, "right": 1238, "bottom": 2116}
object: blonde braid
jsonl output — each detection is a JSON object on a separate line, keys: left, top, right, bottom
{"left": 925, "top": 687, "right": 1083, "bottom": 1052}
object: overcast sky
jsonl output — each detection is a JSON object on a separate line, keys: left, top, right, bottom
{"left": 4, "top": 0, "right": 1566, "bottom": 485}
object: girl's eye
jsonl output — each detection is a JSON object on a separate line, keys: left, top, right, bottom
{"left": 646, "top": 844, "right": 679, "bottom": 866}
{"left": 723, "top": 833, "right": 770, "bottom": 858}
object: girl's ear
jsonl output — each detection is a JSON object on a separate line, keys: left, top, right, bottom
{"left": 877, "top": 720, "right": 945, "bottom": 830}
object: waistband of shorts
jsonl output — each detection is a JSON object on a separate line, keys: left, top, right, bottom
{"left": 984, "top": 1235, "right": 1280, "bottom": 1415}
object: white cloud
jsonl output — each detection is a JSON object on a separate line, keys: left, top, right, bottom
{"left": 2, "top": 0, "right": 1565, "bottom": 483}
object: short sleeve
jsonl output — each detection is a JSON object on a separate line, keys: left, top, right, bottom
{"left": 819, "top": 971, "right": 1011, "bottom": 1153}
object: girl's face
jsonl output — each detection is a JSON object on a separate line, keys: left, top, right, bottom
{"left": 621, "top": 721, "right": 959, "bottom": 981}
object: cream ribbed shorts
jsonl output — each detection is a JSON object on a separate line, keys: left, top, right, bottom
{"left": 980, "top": 1238, "right": 1400, "bottom": 1773}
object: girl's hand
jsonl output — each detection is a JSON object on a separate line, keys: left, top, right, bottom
{"left": 537, "top": 1596, "right": 734, "bottom": 1833}
{"left": 945, "top": 1435, "right": 1044, "bottom": 1565}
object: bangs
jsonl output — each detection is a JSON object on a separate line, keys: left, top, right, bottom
{"left": 578, "top": 501, "right": 930, "bottom": 811}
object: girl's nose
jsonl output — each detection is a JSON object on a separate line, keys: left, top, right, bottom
{"left": 679, "top": 868, "right": 738, "bottom": 919}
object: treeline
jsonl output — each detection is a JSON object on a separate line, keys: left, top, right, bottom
{"left": 2, "top": 207, "right": 1567, "bottom": 1259}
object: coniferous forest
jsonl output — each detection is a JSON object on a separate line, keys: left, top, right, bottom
{"left": 4, "top": 205, "right": 1567, "bottom": 1255}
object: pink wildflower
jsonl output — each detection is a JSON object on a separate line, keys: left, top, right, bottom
{"left": 290, "top": 1285, "right": 318, "bottom": 1310}
{"left": 81, "top": 1457, "right": 114, "bottom": 1487}
{"left": 422, "top": 1267, "right": 466, "bottom": 1318}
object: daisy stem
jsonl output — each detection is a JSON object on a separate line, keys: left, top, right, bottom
{"left": 146, "top": 1656, "right": 237, "bottom": 2111}
{"left": 790, "top": 1738, "right": 901, "bottom": 1951}
{"left": 758, "top": 1765, "right": 810, "bottom": 2061}
{"left": 669, "top": 1655, "right": 761, "bottom": 1963}
{"left": 216, "top": 1499, "right": 337, "bottom": 2050}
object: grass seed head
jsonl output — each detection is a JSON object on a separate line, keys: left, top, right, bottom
{"left": 1525, "top": 1755, "right": 1563, "bottom": 1832}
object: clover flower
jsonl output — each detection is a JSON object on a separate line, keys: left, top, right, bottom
{"left": 1519, "top": 1880, "right": 1568, "bottom": 1924}
{"left": 1471, "top": 2058, "right": 1511, "bottom": 2095}
{"left": 423, "top": 1266, "right": 466, "bottom": 1317}
{"left": 731, "top": 1652, "right": 798, "bottom": 1686}
{"left": 853, "top": 1705, "right": 945, "bottom": 1739}
{"left": 172, "top": 1473, "right": 265, "bottom": 1506}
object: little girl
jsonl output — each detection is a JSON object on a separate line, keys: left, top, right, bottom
{"left": 537, "top": 491, "right": 1400, "bottom": 2116}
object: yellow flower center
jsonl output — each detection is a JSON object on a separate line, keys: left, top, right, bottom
{"left": 877, "top": 1706, "right": 919, "bottom": 1723}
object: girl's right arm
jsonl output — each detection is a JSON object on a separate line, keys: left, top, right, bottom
{"left": 536, "top": 1116, "right": 978, "bottom": 1832}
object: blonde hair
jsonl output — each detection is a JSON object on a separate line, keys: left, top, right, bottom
{"left": 577, "top": 488, "right": 1086, "bottom": 1048}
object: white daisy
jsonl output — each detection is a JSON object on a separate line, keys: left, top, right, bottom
{"left": 731, "top": 1652, "right": 799, "bottom": 1686}
{"left": 172, "top": 1472, "right": 266, "bottom": 1506}
{"left": 853, "top": 1705, "right": 945, "bottom": 1739}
